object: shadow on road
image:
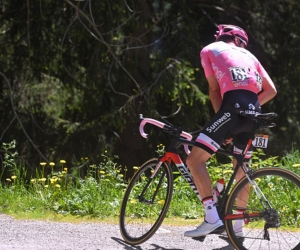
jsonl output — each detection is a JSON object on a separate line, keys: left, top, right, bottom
{"left": 111, "top": 237, "right": 184, "bottom": 250}
{"left": 212, "top": 236, "right": 235, "bottom": 250}
{"left": 112, "top": 236, "right": 235, "bottom": 250}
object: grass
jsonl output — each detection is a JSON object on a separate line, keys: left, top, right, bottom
{"left": 0, "top": 141, "right": 299, "bottom": 228}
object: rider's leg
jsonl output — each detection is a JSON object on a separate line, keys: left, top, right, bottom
{"left": 186, "top": 147, "right": 213, "bottom": 207}
{"left": 233, "top": 158, "right": 250, "bottom": 208}
{"left": 184, "top": 146, "right": 223, "bottom": 237}
{"left": 233, "top": 158, "right": 250, "bottom": 233}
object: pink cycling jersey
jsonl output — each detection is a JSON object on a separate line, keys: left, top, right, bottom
{"left": 200, "top": 41, "right": 268, "bottom": 97}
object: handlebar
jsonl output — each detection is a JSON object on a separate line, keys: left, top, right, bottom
{"left": 139, "top": 114, "right": 193, "bottom": 155}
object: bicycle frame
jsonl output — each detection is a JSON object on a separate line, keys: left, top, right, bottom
{"left": 139, "top": 112, "right": 277, "bottom": 222}
{"left": 151, "top": 138, "right": 241, "bottom": 219}
{"left": 120, "top": 113, "right": 300, "bottom": 249}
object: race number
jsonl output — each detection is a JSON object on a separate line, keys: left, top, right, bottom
{"left": 229, "top": 66, "right": 248, "bottom": 81}
{"left": 252, "top": 134, "right": 269, "bottom": 148}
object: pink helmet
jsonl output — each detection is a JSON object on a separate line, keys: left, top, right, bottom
{"left": 215, "top": 24, "right": 248, "bottom": 47}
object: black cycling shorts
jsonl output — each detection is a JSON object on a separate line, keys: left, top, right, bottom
{"left": 195, "top": 90, "right": 261, "bottom": 160}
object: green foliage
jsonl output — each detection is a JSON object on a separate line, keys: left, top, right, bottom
{"left": 2, "top": 140, "right": 18, "bottom": 172}
{"left": 280, "top": 150, "right": 300, "bottom": 176}
{"left": 0, "top": 149, "right": 299, "bottom": 228}
{"left": 1, "top": 140, "right": 28, "bottom": 186}
{"left": 1, "top": 0, "right": 300, "bottom": 182}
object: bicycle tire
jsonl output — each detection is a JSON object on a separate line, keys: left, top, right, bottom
{"left": 224, "top": 167, "right": 300, "bottom": 250}
{"left": 119, "top": 158, "right": 173, "bottom": 245}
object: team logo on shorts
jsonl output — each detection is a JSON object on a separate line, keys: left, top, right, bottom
{"left": 248, "top": 103, "right": 255, "bottom": 110}
{"left": 206, "top": 112, "right": 231, "bottom": 133}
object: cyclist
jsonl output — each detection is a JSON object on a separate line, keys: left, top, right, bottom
{"left": 184, "top": 24, "right": 277, "bottom": 237}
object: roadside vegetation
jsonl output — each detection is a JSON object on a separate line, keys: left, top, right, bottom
{"left": 0, "top": 140, "right": 299, "bottom": 228}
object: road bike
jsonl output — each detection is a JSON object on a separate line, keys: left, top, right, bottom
{"left": 119, "top": 112, "right": 300, "bottom": 250}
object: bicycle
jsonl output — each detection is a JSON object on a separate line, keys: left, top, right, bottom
{"left": 119, "top": 112, "right": 300, "bottom": 250}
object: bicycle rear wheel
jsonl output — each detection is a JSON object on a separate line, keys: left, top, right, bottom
{"left": 119, "top": 158, "right": 173, "bottom": 245}
{"left": 225, "top": 167, "right": 300, "bottom": 250}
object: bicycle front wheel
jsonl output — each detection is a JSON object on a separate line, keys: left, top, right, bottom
{"left": 119, "top": 158, "right": 173, "bottom": 245}
{"left": 225, "top": 167, "right": 300, "bottom": 250}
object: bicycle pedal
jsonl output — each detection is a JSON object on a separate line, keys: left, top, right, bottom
{"left": 192, "top": 236, "right": 206, "bottom": 242}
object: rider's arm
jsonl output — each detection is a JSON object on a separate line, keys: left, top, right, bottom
{"left": 207, "top": 75, "right": 222, "bottom": 113}
{"left": 258, "top": 74, "right": 277, "bottom": 105}
{"left": 200, "top": 48, "right": 223, "bottom": 113}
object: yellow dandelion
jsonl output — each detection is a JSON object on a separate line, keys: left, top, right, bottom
{"left": 62, "top": 171, "right": 66, "bottom": 174}
{"left": 118, "top": 174, "right": 124, "bottom": 178}
{"left": 63, "top": 168, "right": 68, "bottom": 171}
{"left": 292, "top": 164, "right": 300, "bottom": 167}
{"left": 130, "top": 199, "right": 137, "bottom": 204}
{"left": 223, "top": 170, "right": 233, "bottom": 174}
{"left": 157, "top": 200, "right": 165, "bottom": 204}
{"left": 105, "top": 150, "right": 108, "bottom": 153}
{"left": 44, "top": 185, "right": 49, "bottom": 188}
{"left": 49, "top": 162, "right": 55, "bottom": 166}
{"left": 40, "top": 162, "right": 47, "bottom": 166}
{"left": 6, "top": 178, "right": 11, "bottom": 182}
{"left": 30, "top": 179, "right": 36, "bottom": 183}
{"left": 99, "top": 171, "right": 105, "bottom": 174}
{"left": 11, "top": 175, "right": 17, "bottom": 179}
{"left": 255, "top": 178, "right": 261, "bottom": 182}
{"left": 282, "top": 206, "right": 286, "bottom": 211}
{"left": 60, "top": 160, "right": 66, "bottom": 164}
{"left": 133, "top": 166, "right": 139, "bottom": 170}
{"left": 55, "top": 184, "right": 61, "bottom": 188}
{"left": 50, "top": 179, "right": 56, "bottom": 184}
{"left": 38, "top": 178, "right": 46, "bottom": 182}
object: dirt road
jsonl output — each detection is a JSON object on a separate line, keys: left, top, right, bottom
{"left": 0, "top": 214, "right": 298, "bottom": 250}
{"left": 0, "top": 214, "right": 234, "bottom": 250}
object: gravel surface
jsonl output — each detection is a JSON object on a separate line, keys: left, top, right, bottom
{"left": 0, "top": 214, "right": 298, "bottom": 250}
{"left": 0, "top": 214, "right": 234, "bottom": 250}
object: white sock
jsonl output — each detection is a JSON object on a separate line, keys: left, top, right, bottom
{"left": 234, "top": 210, "right": 245, "bottom": 232}
{"left": 202, "top": 198, "right": 219, "bottom": 224}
